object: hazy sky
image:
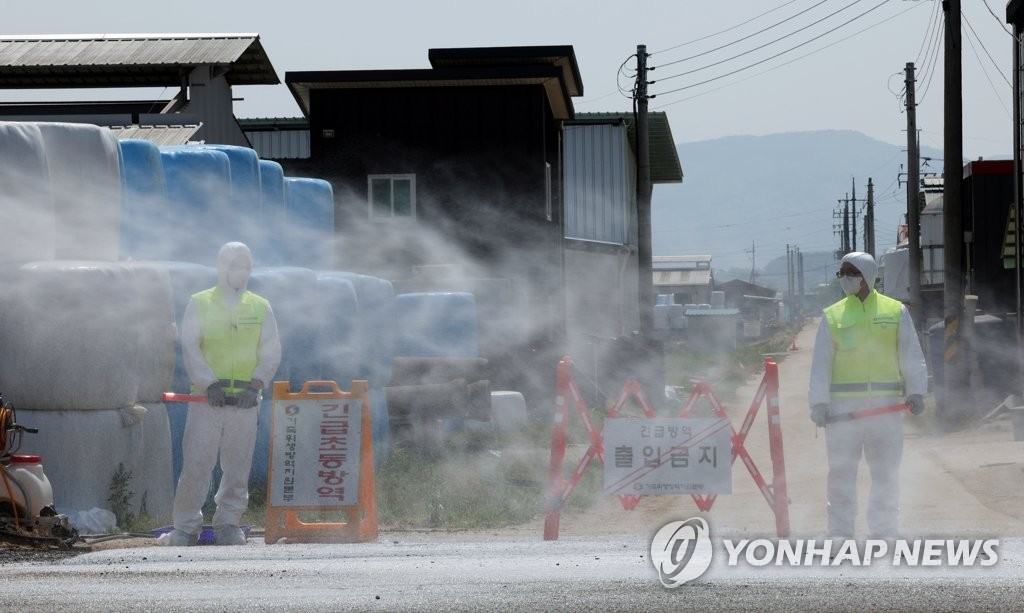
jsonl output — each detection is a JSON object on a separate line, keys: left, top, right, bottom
{"left": 4, "top": 0, "right": 1014, "bottom": 159}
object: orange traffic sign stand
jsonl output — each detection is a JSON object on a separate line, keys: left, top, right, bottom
{"left": 543, "top": 356, "right": 790, "bottom": 540}
{"left": 264, "top": 380, "right": 378, "bottom": 544}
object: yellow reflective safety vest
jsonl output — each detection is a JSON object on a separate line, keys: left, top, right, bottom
{"left": 823, "top": 290, "right": 904, "bottom": 398}
{"left": 193, "top": 287, "right": 269, "bottom": 394}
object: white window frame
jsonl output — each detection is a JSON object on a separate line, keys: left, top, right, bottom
{"left": 368, "top": 174, "right": 417, "bottom": 220}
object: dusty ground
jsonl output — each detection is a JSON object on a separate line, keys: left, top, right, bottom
{"left": 4, "top": 318, "right": 1022, "bottom": 559}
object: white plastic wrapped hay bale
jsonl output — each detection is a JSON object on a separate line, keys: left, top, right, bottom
{"left": 0, "top": 261, "right": 140, "bottom": 410}
{"left": 124, "top": 262, "right": 176, "bottom": 403}
{"left": 35, "top": 122, "right": 122, "bottom": 261}
{"left": 0, "top": 122, "right": 55, "bottom": 263}
{"left": 137, "top": 401, "right": 174, "bottom": 521}
{"left": 16, "top": 408, "right": 145, "bottom": 523}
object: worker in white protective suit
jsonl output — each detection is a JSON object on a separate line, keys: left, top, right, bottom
{"left": 808, "top": 251, "right": 928, "bottom": 538}
{"left": 165, "top": 242, "right": 281, "bottom": 546}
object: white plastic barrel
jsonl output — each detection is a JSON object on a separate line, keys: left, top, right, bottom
{"left": 2, "top": 455, "right": 55, "bottom": 516}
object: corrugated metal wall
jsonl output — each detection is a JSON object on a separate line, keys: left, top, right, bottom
{"left": 244, "top": 128, "right": 310, "bottom": 159}
{"left": 563, "top": 123, "right": 635, "bottom": 245}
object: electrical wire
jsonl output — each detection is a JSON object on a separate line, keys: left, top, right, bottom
{"left": 909, "top": 0, "right": 943, "bottom": 107}
{"left": 651, "top": 0, "right": 893, "bottom": 99}
{"left": 982, "top": 0, "right": 1015, "bottom": 37}
{"left": 652, "top": 0, "right": 924, "bottom": 109}
{"left": 962, "top": 14, "right": 1012, "bottom": 117}
{"left": 916, "top": 9, "right": 945, "bottom": 104}
{"left": 651, "top": 0, "right": 834, "bottom": 70}
{"left": 652, "top": 0, "right": 871, "bottom": 82}
{"left": 915, "top": 0, "right": 942, "bottom": 67}
{"left": 652, "top": 0, "right": 803, "bottom": 55}
{"left": 962, "top": 11, "right": 1012, "bottom": 89}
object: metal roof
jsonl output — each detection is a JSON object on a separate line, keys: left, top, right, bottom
{"left": 428, "top": 45, "right": 582, "bottom": 96}
{"left": 287, "top": 65, "right": 575, "bottom": 120}
{"left": 110, "top": 123, "right": 202, "bottom": 146}
{"left": 287, "top": 47, "right": 582, "bottom": 121}
{"left": 0, "top": 34, "right": 279, "bottom": 87}
{"left": 653, "top": 269, "right": 712, "bottom": 287}
{"left": 573, "top": 112, "right": 683, "bottom": 183}
{"left": 653, "top": 255, "right": 711, "bottom": 266}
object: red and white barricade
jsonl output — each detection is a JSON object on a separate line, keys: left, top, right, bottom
{"left": 543, "top": 356, "right": 789, "bottom": 540}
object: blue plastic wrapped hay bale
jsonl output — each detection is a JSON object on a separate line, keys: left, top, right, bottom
{"left": 118, "top": 139, "right": 169, "bottom": 261}
{"left": 394, "top": 292, "right": 479, "bottom": 358}
{"left": 258, "top": 160, "right": 287, "bottom": 267}
{"left": 315, "top": 275, "right": 360, "bottom": 386}
{"left": 197, "top": 145, "right": 264, "bottom": 257}
{"left": 247, "top": 266, "right": 320, "bottom": 388}
{"left": 315, "top": 271, "right": 395, "bottom": 388}
{"left": 284, "top": 178, "right": 334, "bottom": 270}
{"left": 159, "top": 146, "right": 232, "bottom": 264}
{"left": 158, "top": 261, "right": 217, "bottom": 485}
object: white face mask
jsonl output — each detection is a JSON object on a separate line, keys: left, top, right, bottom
{"left": 839, "top": 276, "right": 863, "bottom": 296}
{"left": 227, "top": 270, "right": 249, "bottom": 290}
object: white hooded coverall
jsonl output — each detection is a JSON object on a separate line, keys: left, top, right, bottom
{"left": 808, "top": 252, "right": 927, "bottom": 537}
{"left": 172, "top": 242, "right": 281, "bottom": 535}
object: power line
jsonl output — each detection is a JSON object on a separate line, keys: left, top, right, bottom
{"left": 652, "top": 0, "right": 802, "bottom": 55}
{"left": 652, "top": 0, "right": 921, "bottom": 108}
{"left": 916, "top": 9, "right": 945, "bottom": 104}
{"left": 651, "top": 0, "right": 870, "bottom": 84}
{"left": 651, "top": 0, "right": 833, "bottom": 70}
{"left": 914, "top": 0, "right": 942, "bottom": 67}
{"left": 650, "top": 0, "right": 893, "bottom": 98}
{"left": 981, "top": 0, "right": 1014, "bottom": 37}
{"left": 962, "top": 15, "right": 1012, "bottom": 117}
{"left": 962, "top": 11, "right": 1012, "bottom": 88}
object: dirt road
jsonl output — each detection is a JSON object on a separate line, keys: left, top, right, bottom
{"left": 537, "top": 318, "right": 1024, "bottom": 540}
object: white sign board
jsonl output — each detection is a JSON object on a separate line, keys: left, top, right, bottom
{"left": 603, "top": 417, "right": 732, "bottom": 496}
{"left": 269, "top": 397, "right": 362, "bottom": 507}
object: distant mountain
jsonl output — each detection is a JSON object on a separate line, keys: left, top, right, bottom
{"left": 652, "top": 130, "right": 943, "bottom": 290}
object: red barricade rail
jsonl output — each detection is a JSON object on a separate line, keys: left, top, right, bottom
{"left": 543, "top": 356, "right": 789, "bottom": 540}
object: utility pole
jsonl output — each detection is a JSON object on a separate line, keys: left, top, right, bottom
{"left": 865, "top": 177, "right": 875, "bottom": 257}
{"left": 786, "top": 244, "right": 794, "bottom": 322}
{"left": 634, "top": 43, "right": 664, "bottom": 405}
{"left": 797, "top": 246, "right": 804, "bottom": 319}
{"left": 748, "top": 241, "right": 756, "bottom": 284}
{"left": 942, "top": 0, "right": 967, "bottom": 427}
{"left": 843, "top": 195, "right": 851, "bottom": 253}
{"left": 636, "top": 44, "right": 654, "bottom": 335}
{"left": 906, "top": 61, "right": 923, "bottom": 330}
{"left": 851, "top": 179, "right": 858, "bottom": 252}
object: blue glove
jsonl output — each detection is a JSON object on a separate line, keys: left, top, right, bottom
{"left": 237, "top": 388, "right": 259, "bottom": 409}
{"left": 206, "top": 382, "right": 226, "bottom": 407}
{"left": 811, "top": 404, "right": 830, "bottom": 427}
{"left": 907, "top": 394, "right": 925, "bottom": 416}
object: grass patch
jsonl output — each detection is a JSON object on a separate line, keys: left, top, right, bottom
{"left": 664, "top": 329, "right": 796, "bottom": 403}
{"left": 376, "top": 441, "right": 545, "bottom": 529}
